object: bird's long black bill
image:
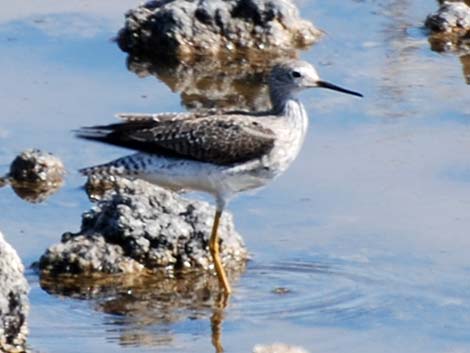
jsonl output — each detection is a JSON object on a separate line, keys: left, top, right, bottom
{"left": 317, "top": 80, "right": 363, "bottom": 97}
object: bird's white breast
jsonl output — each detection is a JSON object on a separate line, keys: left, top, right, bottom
{"left": 262, "top": 99, "right": 309, "bottom": 173}
{"left": 219, "top": 99, "right": 309, "bottom": 197}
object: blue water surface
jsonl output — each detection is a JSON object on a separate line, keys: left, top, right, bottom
{"left": 1, "top": 1, "right": 470, "bottom": 352}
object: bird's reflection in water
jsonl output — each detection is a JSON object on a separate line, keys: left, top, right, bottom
{"left": 428, "top": 34, "right": 470, "bottom": 85}
{"left": 40, "top": 267, "right": 241, "bottom": 352}
{"left": 211, "top": 292, "right": 228, "bottom": 353}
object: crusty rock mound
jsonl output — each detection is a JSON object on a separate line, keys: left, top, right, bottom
{"left": 0, "top": 231, "right": 29, "bottom": 353}
{"left": 39, "top": 178, "right": 247, "bottom": 276}
{"left": 117, "top": 0, "right": 321, "bottom": 60}
{"left": 4, "top": 149, "right": 65, "bottom": 203}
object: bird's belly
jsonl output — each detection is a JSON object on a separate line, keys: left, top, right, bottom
{"left": 132, "top": 141, "right": 302, "bottom": 198}
{"left": 137, "top": 164, "right": 218, "bottom": 194}
{"left": 220, "top": 168, "right": 271, "bottom": 194}
{"left": 217, "top": 136, "right": 305, "bottom": 196}
{"left": 135, "top": 155, "right": 270, "bottom": 198}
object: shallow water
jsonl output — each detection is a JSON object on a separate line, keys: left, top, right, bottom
{"left": 1, "top": 0, "right": 470, "bottom": 352}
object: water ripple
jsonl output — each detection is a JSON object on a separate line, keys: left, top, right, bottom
{"left": 233, "top": 258, "right": 391, "bottom": 326}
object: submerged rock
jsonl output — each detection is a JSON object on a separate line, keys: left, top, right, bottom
{"left": 426, "top": 1, "right": 470, "bottom": 53}
{"left": 5, "top": 149, "right": 65, "bottom": 203}
{"left": 39, "top": 178, "right": 247, "bottom": 276}
{"left": 117, "top": 0, "right": 321, "bottom": 61}
{"left": 0, "top": 231, "right": 29, "bottom": 353}
{"left": 84, "top": 174, "right": 119, "bottom": 201}
{"left": 9, "top": 149, "right": 64, "bottom": 184}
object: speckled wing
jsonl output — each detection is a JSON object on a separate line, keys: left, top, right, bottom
{"left": 76, "top": 115, "right": 276, "bottom": 165}
{"left": 116, "top": 112, "right": 207, "bottom": 122}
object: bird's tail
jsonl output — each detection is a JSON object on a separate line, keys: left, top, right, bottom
{"left": 79, "top": 155, "right": 139, "bottom": 177}
{"left": 79, "top": 163, "right": 116, "bottom": 177}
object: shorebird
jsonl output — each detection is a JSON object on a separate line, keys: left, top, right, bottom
{"left": 76, "top": 60, "right": 362, "bottom": 295}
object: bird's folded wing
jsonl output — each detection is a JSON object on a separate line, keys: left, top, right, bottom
{"left": 77, "top": 116, "right": 275, "bottom": 165}
{"left": 116, "top": 112, "right": 206, "bottom": 123}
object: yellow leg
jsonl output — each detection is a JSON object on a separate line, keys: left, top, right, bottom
{"left": 209, "top": 209, "right": 232, "bottom": 294}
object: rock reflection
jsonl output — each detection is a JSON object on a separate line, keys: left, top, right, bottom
{"left": 427, "top": 31, "right": 470, "bottom": 54}
{"left": 460, "top": 53, "right": 470, "bottom": 83}
{"left": 127, "top": 53, "right": 296, "bottom": 112}
{"left": 375, "top": 0, "right": 422, "bottom": 118}
{"left": 40, "top": 269, "right": 241, "bottom": 351}
{"left": 8, "top": 179, "right": 64, "bottom": 204}
{"left": 0, "top": 176, "right": 7, "bottom": 188}
{"left": 427, "top": 31, "right": 470, "bottom": 84}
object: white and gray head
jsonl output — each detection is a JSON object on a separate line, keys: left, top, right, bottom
{"left": 268, "top": 59, "right": 362, "bottom": 113}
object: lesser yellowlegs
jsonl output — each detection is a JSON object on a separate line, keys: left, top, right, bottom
{"left": 76, "top": 59, "right": 362, "bottom": 294}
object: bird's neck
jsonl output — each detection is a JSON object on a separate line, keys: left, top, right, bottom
{"left": 270, "top": 85, "right": 293, "bottom": 115}
{"left": 269, "top": 86, "right": 308, "bottom": 124}
{"left": 269, "top": 88, "right": 309, "bottom": 169}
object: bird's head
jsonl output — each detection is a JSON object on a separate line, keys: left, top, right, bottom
{"left": 269, "top": 60, "right": 363, "bottom": 98}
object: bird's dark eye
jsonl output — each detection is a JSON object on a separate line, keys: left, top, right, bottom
{"left": 291, "top": 71, "right": 301, "bottom": 78}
